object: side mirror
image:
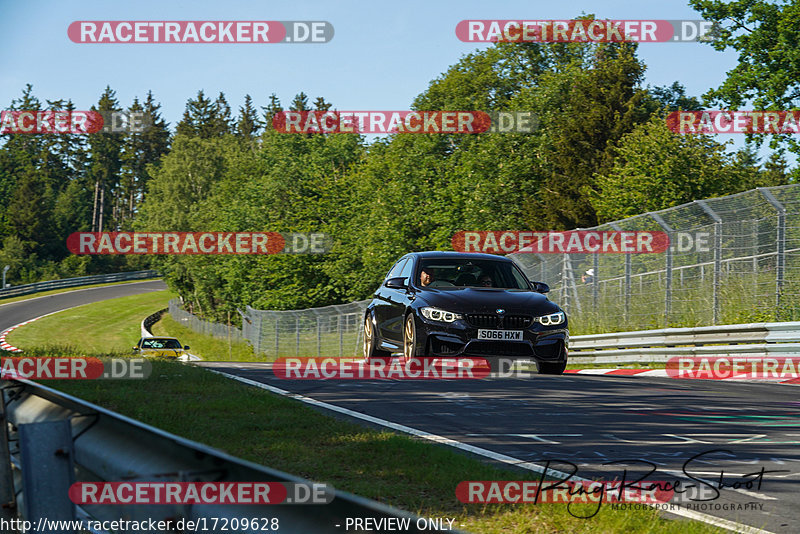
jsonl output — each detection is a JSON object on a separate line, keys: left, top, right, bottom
{"left": 184, "top": 346, "right": 190, "bottom": 350}
{"left": 132, "top": 346, "right": 139, "bottom": 351}
{"left": 533, "top": 281, "right": 550, "bottom": 294}
{"left": 385, "top": 277, "right": 408, "bottom": 289}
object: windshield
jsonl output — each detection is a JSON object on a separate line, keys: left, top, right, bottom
{"left": 142, "top": 339, "right": 182, "bottom": 349}
{"left": 416, "top": 259, "right": 531, "bottom": 290}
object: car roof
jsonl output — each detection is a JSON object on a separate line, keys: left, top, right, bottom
{"left": 141, "top": 337, "right": 180, "bottom": 341}
{"left": 409, "top": 251, "right": 513, "bottom": 262}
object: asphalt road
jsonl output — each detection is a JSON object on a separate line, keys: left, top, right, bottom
{"left": 0, "top": 280, "right": 167, "bottom": 333}
{"left": 199, "top": 362, "right": 800, "bottom": 534}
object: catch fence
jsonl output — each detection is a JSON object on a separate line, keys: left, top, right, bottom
{"left": 512, "top": 185, "right": 800, "bottom": 332}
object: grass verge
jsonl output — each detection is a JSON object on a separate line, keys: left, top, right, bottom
{"left": 5, "top": 290, "right": 173, "bottom": 352}
{"left": 151, "top": 313, "right": 260, "bottom": 361}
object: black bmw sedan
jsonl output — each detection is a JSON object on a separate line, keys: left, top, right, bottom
{"left": 363, "top": 251, "right": 569, "bottom": 374}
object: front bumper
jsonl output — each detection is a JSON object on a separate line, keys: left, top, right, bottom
{"left": 414, "top": 314, "right": 568, "bottom": 363}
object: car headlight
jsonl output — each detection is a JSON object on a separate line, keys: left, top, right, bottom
{"left": 535, "top": 311, "right": 565, "bottom": 326}
{"left": 420, "top": 307, "right": 463, "bottom": 323}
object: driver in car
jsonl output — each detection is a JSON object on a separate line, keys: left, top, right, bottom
{"left": 420, "top": 268, "right": 454, "bottom": 288}
{"left": 420, "top": 268, "right": 434, "bottom": 287}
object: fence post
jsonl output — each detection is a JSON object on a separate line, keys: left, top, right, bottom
{"left": 316, "top": 316, "right": 322, "bottom": 357}
{"left": 759, "top": 188, "right": 786, "bottom": 318}
{"left": 651, "top": 213, "right": 673, "bottom": 327}
{"left": 697, "top": 200, "right": 722, "bottom": 325}
{"left": 561, "top": 254, "right": 569, "bottom": 314}
{"left": 592, "top": 253, "right": 599, "bottom": 310}
{"left": 295, "top": 314, "right": 300, "bottom": 356}
{"left": 274, "top": 314, "right": 280, "bottom": 357}
{"left": 338, "top": 314, "right": 344, "bottom": 358}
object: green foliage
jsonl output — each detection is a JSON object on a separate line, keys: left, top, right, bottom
{"left": 591, "top": 116, "right": 791, "bottom": 221}
{"left": 591, "top": 116, "right": 734, "bottom": 220}
{"left": 690, "top": 0, "right": 800, "bottom": 154}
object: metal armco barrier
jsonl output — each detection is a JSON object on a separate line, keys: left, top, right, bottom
{"left": 140, "top": 308, "right": 166, "bottom": 338}
{"left": 0, "top": 270, "right": 159, "bottom": 299}
{"left": 568, "top": 321, "right": 800, "bottom": 364}
{"left": 1, "top": 379, "right": 463, "bottom": 533}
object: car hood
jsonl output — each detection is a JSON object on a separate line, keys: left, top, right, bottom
{"left": 140, "top": 348, "right": 186, "bottom": 359}
{"left": 416, "top": 287, "right": 561, "bottom": 314}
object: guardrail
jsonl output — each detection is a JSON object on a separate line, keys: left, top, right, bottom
{"left": 1, "top": 379, "right": 461, "bottom": 533}
{"left": 568, "top": 322, "right": 800, "bottom": 364}
{"left": 140, "top": 308, "right": 166, "bottom": 338}
{"left": 0, "top": 270, "right": 160, "bottom": 300}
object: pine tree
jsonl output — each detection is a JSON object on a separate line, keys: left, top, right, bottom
{"left": 176, "top": 90, "right": 216, "bottom": 138}
{"left": 290, "top": 92, "right": 309, "bottom": 111}
{"left": 213, "top": 92, "right": 233, "bottom": 136}
{"left": 236, "top": 94, "right": 262, "bottom": 139}
{"left": 313, "top": 96, "right": 332, "bottom": 112}
{"left": 262, "top": 93, "right": 283, "bottom": 131}
{"left": 5, "top": 166, "right": 55, "bottom": 253}
{"left": 88, "top": 86, "right": 123, "bottom": 231}
{"left": 119, "top": 93, "right": 170, "bottom": 228}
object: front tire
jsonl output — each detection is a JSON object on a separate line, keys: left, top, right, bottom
{"left": 403, "top": 314, "right": 421, "bottom": 362}
{"left": 538, "top": 360, "right": 567, "bottom": 375}
{"left": 364, "top": 314, "right": 392, "bottom": 363}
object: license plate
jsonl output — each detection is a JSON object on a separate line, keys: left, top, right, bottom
{"left": 477, "top": 329, "right": 523, "bottom": 341}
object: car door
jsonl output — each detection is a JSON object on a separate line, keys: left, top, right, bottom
{"left": 383, "top": 256, "right": 417, "bottom": 344}
{"left": 374, "top": 257, "right": 408, "bottom": 342}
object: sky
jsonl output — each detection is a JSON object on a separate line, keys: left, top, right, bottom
{"left": 0, "top": 0, "right": 767, "bottom": 159}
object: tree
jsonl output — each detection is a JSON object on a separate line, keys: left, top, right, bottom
{"left": 690, "top": 0, "right": 800, "bottom": 154}
{"left": 236, "top": 94, "right": 262, "bottom": 140}
{"left": 5, "top": 167, "right": 55, "bottom": 254}
{"left": 590, "top": 116, "right": 739, "bottom": 221}
{"left": 0, "top": 85, "right": 43, "bottom": 238}
{"left": 531, "top": 43, "right": 652, "bottom": 229}
{"left": 290, "top": 92, "right": 309, "bottom": 112}
{"left": 262, "top": 93, "right": 283, "bottom": 130}
{"left": 176, "top": 90, "right": 231, "bottom": 138}
{"left": 88, "top": 86, "right": 123, "bottom": 231}
{"left": 212, "top": 92, "right": 233, "bottom": 135}
{"left": 119, "top": 92, "right": 171, "bottom": 228}
{"left": 412, "top": 41, "right": 550, "bottom": 111}
{"left": 313, "top": 96, "right": 332, "bottom": 112}
{"left": 648, "top": 81, "right": 703, "bottom": 111}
